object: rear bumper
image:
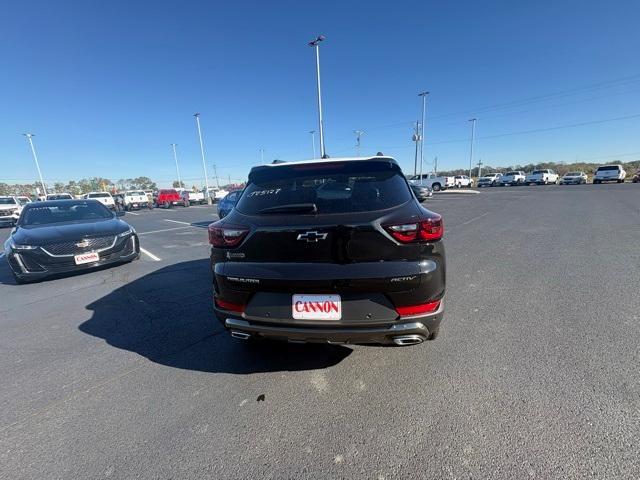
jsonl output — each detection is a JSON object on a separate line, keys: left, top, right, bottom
{"left": 217, "top": 301, "right": 444, "bottom": 345}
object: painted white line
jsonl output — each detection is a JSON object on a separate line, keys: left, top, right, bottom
{"left": 140, "top": 247, "right": 161, "bottom": 261}
{"left": 138, "top": 226, "right": 193, "bottom": 235}
{"left": 164, "top": 219, "right": 191, "bottom": 225}
{"left": 457, "top": 212, "right": 490, "bottom": 226}
{"left": 126, "top": 211, "right": 140, "bottom": 216}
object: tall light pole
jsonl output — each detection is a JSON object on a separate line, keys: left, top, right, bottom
{"left": 193, "top": 113, "right": 212, "bottom": 204}
{"left": 309, "top": 130, "right": 316, "bottom": 159}
{"left": 354, "top": 130, "right": 365, "bottom": 157}
{"left": 418, "top": 91, "right": 429, "bottom": 182}
{"left": 170, "top": 143, "right": 182, "bottom": 189}
{"left": 412, "top": 122, "right": 421, "bottom": 178}
{"left": 308, "top": 35, "right": 326, "bottom": 158}
{"left": 468, "top": 118, "right": 477, "bottom": 180}
{"left": 23, "top": 133, "right": 47, "bottom": 196}
{"left": 260, "top": 148, "right": 265, "bottom": 164}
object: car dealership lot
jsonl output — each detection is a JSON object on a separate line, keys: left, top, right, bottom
{"left": 1, "top": 185, "right": 639, "bottom": 479}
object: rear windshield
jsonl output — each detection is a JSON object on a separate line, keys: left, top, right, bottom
{"left": 0, "top": 198, "right": 17, "bottom": 205}
{"left": 596, "top": 166, "right": 620, "bottom": 171}
{"left": 532, "top": 170, "right": 547, "bottom": 174}
{"left": 505, "top": 171, "right": 520, "bottom": 176}
{"left": 127, "top": 191, "right": 145, "bottom": 196}
{"left": 237, "top": 161, "right": 411, "bottom": 215}
{"left": 88, "top": 193, "right": 110, "bottom": 198}
{"left": 20, "top": 202, "right": 113, "bottom": 226}
{"left": 565, "top": 172, "right": 581, "bottom": 176}
{"left": 47, "top": 194, "right": 73, "bottom": 200}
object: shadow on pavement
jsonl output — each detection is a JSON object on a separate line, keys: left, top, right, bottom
{"left": 79, "top": 259, "right": 352, "bottom": 374}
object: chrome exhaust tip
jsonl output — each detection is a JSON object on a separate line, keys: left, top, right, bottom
{"left": 231, "top": 331, "right": 251, "bottom": 340}
{"left": 393, "top": 334, "right": 425, "bottom": 346}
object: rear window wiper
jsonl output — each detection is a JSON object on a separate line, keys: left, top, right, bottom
{"left": 257, "top": 203, "right": 318, "bottom": 214}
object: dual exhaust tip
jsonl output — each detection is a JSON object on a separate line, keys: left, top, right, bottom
{"left": 392, "top": 334, "right": 425, "bottom": 346}
{"left": 231, "top": 331, "right": 426, "bottom": 346}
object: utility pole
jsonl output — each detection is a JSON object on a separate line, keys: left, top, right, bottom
{"left": 477, "top": 159, "right": 484, "bottom": 179}
{"left": 354, "top": 130, "right": 365, "bottom": 157}
{"left": 418, "top": 91, "right": 429, "bottom": 184}
{"left": 434, "top": 156, "right": 438, "bottom": 174}
{"left": 170, "top": 143, "right": 182, "bottom": 188}
{"left": 193, "top": 113, "right": 212, "bottom": 204}
{"left": 23, "top": 133, "right": 47, "bottom": 196}
{"left": 412, "top": 122, "right": 421, "bottom": 178}
{"left": 260, "top": 148, "right": 264, "bottom": 164}
{"left": 308, "top": 35, "right": 326, "bottom": 158}
{"left": 228, "top": 174, "right": 231, "bottom": 185}
{"left": 309, "top": 130, "right": 316, "bottom": 159}
{"left": 212, "top": 163, "right": 220, "bottom": 189}
{"left": 468, "top": 118, "right": 477, "bottom": 180}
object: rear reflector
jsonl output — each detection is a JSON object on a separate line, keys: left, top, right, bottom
{"left": 395, "top": 300, "right": 440, "bottom": 316}
{"left": 214, "top": 297, "right": 245, "bottom": 313}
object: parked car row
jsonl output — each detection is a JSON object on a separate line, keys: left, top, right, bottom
{"left": 477, "top": 165, "right": 632, "bottom": 186}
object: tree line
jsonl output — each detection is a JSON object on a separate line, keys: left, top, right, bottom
{"left": 0, "top": 176, "right": 157, "bottom": 197}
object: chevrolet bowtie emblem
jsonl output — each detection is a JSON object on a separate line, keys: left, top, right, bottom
{"left": 76, "top": 239, "right": 90, "bottom": 248}
{"left": 296, "top": 231, "right": 328, "bottom": 242}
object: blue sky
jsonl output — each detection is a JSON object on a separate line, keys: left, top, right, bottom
{"left": 1, "top": 0, "right": 640, "bottom": 187}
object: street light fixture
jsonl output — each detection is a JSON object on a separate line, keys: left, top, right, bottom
{"left": 22, "top": 133, "right": 47, "bottom": 197}
{"left": 308, "top": 35, "right": 326, "bottom": 158}
{"left": 194, "top": 113, "right": 212, "bottom": 204}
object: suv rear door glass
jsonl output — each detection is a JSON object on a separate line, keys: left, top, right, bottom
{"left": 237, "top": 161, "right": 411, "bottom": 215}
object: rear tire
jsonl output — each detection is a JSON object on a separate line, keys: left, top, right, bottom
{"left": 617, "top": 179, "right": 624, "bottom": 183}
{"left": 432, "top": 183, "right": 441, "bottom": 192}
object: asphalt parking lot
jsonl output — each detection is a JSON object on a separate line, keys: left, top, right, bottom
{"left": 1, "top": 184, "right": 639, "bottom": 479}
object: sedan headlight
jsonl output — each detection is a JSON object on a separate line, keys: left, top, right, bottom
{"left": 9, "top": 240, "right": 37, "bottom": 250}
{"left": 117, "top": 227, "right": 135, "bottom": 238}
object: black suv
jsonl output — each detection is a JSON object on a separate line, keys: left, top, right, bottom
{"left": 209, "top": 156, "right": 445, "bottom": 346}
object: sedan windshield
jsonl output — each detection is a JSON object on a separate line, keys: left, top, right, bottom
{"left": 0, "top": 198, "right": 17, "bottom": 205}
{"left": 20, "top": 202, "right": 113, "bottom": 226}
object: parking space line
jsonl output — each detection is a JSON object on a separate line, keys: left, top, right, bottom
{"left": 164, "top": 219, "right": 192, "bottom": 225}
{"left": 126, "top": 211, "right": 140, "bottom": 216}
{"left": 140, "top": 247, "right": 161, "bottom": 261}
{"left": 455, "top": 212, "right": 490, "bottom": 227}
{"left": 138, "top": 226, "right": 193, "bottom": 235}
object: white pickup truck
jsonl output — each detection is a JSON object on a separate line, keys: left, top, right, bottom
{"left": 409, "top": 173, "right": 455, "bottom": 192}
{"left": 525, "top": 169, "right": 559, "bottom": 185}
{"left": 85, "top": 191, "right": 116, "bottom": 209}
{"left": 0, "top": 196, "right": 22, "bottom": 227}
{"left": 204, "top": 188, "right": 229, "bottom": 202}
{"left": 177, "top": 189, "right": 206, "bottom": 205}
{"left": 453, "top": 175, "right": 474, "bottom": 188}
{"left": 123, "top": 190, "right": 149, "bottom": 210}
{"left": 500, "top": 171, "right": 527, "bottom": 186}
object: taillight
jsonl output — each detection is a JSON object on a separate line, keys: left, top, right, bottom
{"left": 385, "top": 215, "right": 443, "bottom": 243}
{"left": 208, "top": 222, "right": 249, "bottom": 248}
{"left": 395, "top": 300, "right": 441, "bottom": 316}
{"left": 214, "top": 297, "right": 245, "bottom": 313}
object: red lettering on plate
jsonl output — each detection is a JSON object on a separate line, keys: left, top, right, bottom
{"left": 294, "top": 301, "right": 304, "bottom": 312}
{"left": 328, "top": 301, "right": 338, "bottom": 313}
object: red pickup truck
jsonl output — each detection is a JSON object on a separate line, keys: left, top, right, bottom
{"left": 155, "top": 189, "right": 188, "bottom": 208}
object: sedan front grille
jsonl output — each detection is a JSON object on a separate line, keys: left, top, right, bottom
{"left": 42, "top": 236, "right": 116, "bottom": 256}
